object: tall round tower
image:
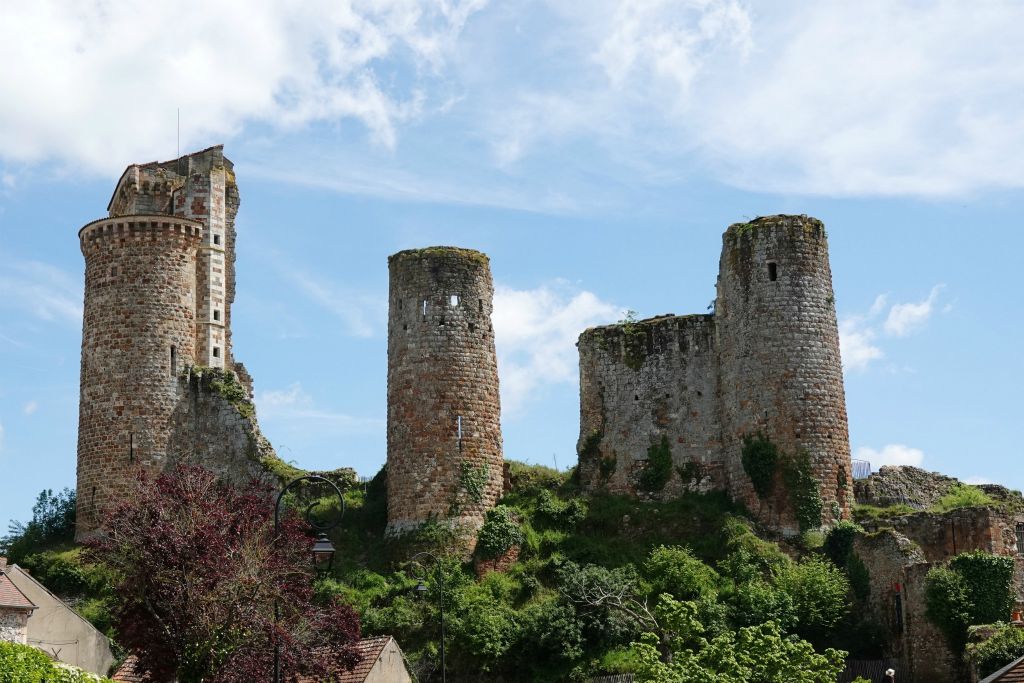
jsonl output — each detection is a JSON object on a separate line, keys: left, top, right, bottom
{"left": 76, "top": 216, "right": 202, "bottom": 539}
{"left": 716, "top": 215, "right": 851, "bottom": 534}
{"left": 386, "top": 247, "right": 503, "bottom": 545}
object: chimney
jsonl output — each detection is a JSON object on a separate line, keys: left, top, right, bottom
{"left": 0, "top": 556, "right": 7, "bottom": 571}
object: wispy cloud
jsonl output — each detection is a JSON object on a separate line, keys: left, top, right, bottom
{"left": 271, "top": 261, "right": 385, "bottom": 338}
{"left": 23, "top": 401, "right": 37, "bottom": 416}
{"left": 884, "top": 285, "right": 944, "bottom": 337}
{"left": 493, "top": 281, "right": 619, "bottom": 414}
{"left": 839, "top": 287, "right": 947, "bottom": 372}
{"left": 0, "top": 258, "right": 81, "bottom": 324}
{"left": 256, "top": 382, "right": 383, "bottom": 433}
{"left": 855, "top": 444, "right": 924, "bottom": 469}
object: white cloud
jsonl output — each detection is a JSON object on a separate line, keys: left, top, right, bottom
{"left": 855, "top": 444, "right": 924, "bottom": 469}
{"left": 839, "top": 287, "right": 945, "bottom": 372}
{"left": 23, "top": 401, "right": 37, "bottom": 416}
{"left": 493, "top": 281, "right": 619, "bottom": 414}
{"left": 256, "top": 382, "right": 383, "bottom": 433}
{"left": 0, "top": 0, "right": 486, "bottom": 172}
{"left": 884, "top": 285, "right": 944, "bottom": 337}
{"left": 0, "top": 258, "right": 82, "bottom": 324}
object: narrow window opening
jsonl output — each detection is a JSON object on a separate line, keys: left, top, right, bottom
{"left": 110, "top": 265, "right": 118, "bottom": 277}
{"left": 129, "top": 433, "right": 134, "bottom": 463}
{"left": 213, "top": 346, "right": 220, "bottom": 358}
{"left": 213, "top": 234, "right": 221, "bottom": 245}
{"left": 1016, "top": 523, "right": 1024, "bottom": 553}
{"left": 398, "top": 299, "right": 403, "bottom": 310}
{"left": 696, "top": 390, "right": 702, "bottom": 397}
{"left": 403, "top": 323, "right": 408, "bottom": 331}
{"left": 170, "top": 345, "right": 177, "bottom": 376}
{"left": 213, "top": 309, "right": 220, "bottom": 321}
{"left": 768, "top": 262, "right": 778, "bottom": 281}
{"left": 457, "top": 416, "right": 463, "bottom": 451}
{"left": 450, "top": 294, "right": 460, "bottom": 307}
{"left": 479, "top": 299, "right": 483, "bottom": 312}
{"left": 438, "top": 316, "right": 446, "bottom": 326}
{"left": 634, "top": 394, "right": 639, "bottom": 401}
{"left": 422, "top": 300, "right": 428, "bottom": 320}
{"left": 468, "top": 323, "right": 476, "bottom": 333}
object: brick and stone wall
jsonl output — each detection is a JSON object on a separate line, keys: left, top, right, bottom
{"left": 577, "top": 314, "right": 725, "bottom": 498}
{"left": 0, "top": 609, "right": 30, "bottom": 645}
{"left": 386, "top": 247, "right": 503, "bottom": 546}
{"left": 76, "top": 216, "right": 203, "bottom": 539}
{"left": 576, "top": 216, "right": 852, "bottom": 535}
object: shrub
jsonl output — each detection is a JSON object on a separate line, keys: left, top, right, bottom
{"left": 0, "top": 641, "right": 113, "bottom": 682}
{"left": 924, "top": 552, "right": 1014, "bottom": 653}
{"left": 1, "top": 488, "right": 76, "bottom": 562}
{"left": 823, "top": 520, "right": 862, "bottom": 569}
{"left": 741, "top": 434, "right": 778, "bottom": 499}
{"left": 645, "top": 545, "right": 720, "bottom": 602}
{"left": 784, "top": 451, "right": 823, "bottom": 531}
{"left": 638, "top": 435, "right": 672, "bottom": 492}
{"left": 931, "top": 484, "right": 997, "bottom": 512}
{"left": 968, "top": 623, "right": 1024, "bottom": 678}
{"left": 776, "top": 557, "right": 851, "bottom": 642}
{"left": 476, "top": 506, "right": 525, "bottom": 559}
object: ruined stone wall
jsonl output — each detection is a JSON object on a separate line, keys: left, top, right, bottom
{"left": 576, "top": 314, "right": 725, "bottom": 498}
{"left": 576, "top": 215, "right": 852, "bottom": 535}
{"left": 716, "top": 216, "right": 851, "bottom": 532}
{"left": 386, "top": 247, "right": 503, "bottom": 544}
{"left": 166, "top": 368, "right": 277, "bottom": 489}
{"left": 902, "top": 562, "right": 963, "bottom": 683}
{"left": 76, "top": 216, "right": 202, "bottom": 539}
{"left": 0, "top": 609, "right": 30, "bottom": 645}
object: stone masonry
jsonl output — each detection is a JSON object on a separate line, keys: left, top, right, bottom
{"left": 386, "top": 247, "right": 504, "bottom": 548}
{"left": 577, "top": 216, "right": 852, "bottom": 535}
{"left": 76, "top": 146, "right": 278, "bottom": 539}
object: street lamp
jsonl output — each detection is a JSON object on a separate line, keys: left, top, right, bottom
{"left": 409, "top": 551, "right": 446, "bottom": 683}
{"left": 274, "top": 475, "right": 345, "bottom": 683}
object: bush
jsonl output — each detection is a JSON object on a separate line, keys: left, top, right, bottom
{"left": 823, "top": 520, "right": 862, "bottom": 569}
{"left": 741, "top": 434, "right": 778, "bottom": 499}
{"left": 968, "top": 623, "right": 1024, "bottom": 678}
{"left": 1, "top": 488, "right": 76, "bottom": 562}
{"left": 638, "top": 436, "right": 672, "bottom": 492}
{"left": 645, "top": 545, "right": 719, "bottom": 602}
{"left": 776, "top": 557, "right": 851, "bottom": 643}
{"left": 931, "top": 484, "right": 996, "bottom": 512}
{"left": 924, "top": 552, "right": 1013, "bottom": 653}
{"left": 476, "top": 506, "right": 525, "bottom": 559}
{"left": 0, "top": 641, "right": 113, "bottom": 682}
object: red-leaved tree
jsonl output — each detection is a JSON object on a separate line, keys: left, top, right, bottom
{"left": 87, "top": 464, "right": 360, "bottom": 682}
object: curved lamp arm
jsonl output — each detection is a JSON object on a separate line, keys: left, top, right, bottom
{"left": 274, "top": 474, "right": 346, "bottom": 534}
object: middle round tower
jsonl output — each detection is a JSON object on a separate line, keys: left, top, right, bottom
{"left": 716, "top": 215, "right": 852, "bottom": 534}
{"left": 386, "top": 247, "right": 503, "bottom": 545}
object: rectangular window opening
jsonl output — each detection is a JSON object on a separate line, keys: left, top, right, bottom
{"left": 170, "top": 345, "right": 177, "bottom": 376}
{"left": 213, "top": 234, "right": 221, "bottom": 245}
{"left": 457, "top": 416, "right": 463, "bottom": 451}
{"left": 450, "top": 294, "right": 460, "bottom": 307}
{"left": 213, "top": 346, "right": 220, "bottom": 358}
{"left": 768, "top": 262, "right": 778, "bottom": 281}
{"left": 110, "top": 265, "right": 118, "bottom": 277}
{"left": 129, "top": 433, "right": 134, "bottom": 463}
{"left": 213, "top": 309, "right": 220, "bottom": 321}
{"left": 1016, "top": 523, "right": 1024, "bottom": 553}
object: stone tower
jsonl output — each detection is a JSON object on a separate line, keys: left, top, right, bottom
{"left": 76, "top": 146, "right": 243, "bottom": 539}
{"left": 386, "top": 247, "right": 504, "bottom": 545}
{"left": 576, "top": 215, "right": 852, "bottom": 536}
{"left": 716, "top": 215, "right": 851, "bottom": 533}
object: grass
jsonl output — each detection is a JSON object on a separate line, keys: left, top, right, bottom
{"left": 930, "top": 484, "right": 997, "bottom": 512}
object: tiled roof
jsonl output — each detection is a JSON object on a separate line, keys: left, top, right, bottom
{"left": 296, "top": 636, "right": 394, "bottom": 683}
{"left": 0, "top": 571, "right": 35, "bottom": 611}
{"left": 981, "top": 654, "right": 1024, "bottom": 682}
{"left": 111, "top": 655, "right": 151, "bottom": 682}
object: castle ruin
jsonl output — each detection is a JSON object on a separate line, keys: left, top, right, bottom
{"left": 75, "top": 146, "right": 274, "bottom": 539}
{"left": 385, "top": 247, "right": 504, "bottom": 545}
{"left": 576, "top": 215, "right": 852, "bottom": 535}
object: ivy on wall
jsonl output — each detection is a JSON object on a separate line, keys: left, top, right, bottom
{"left": 784, "top": 451, "right": 823, "bottom": 532}
{"left": 638, "top": 435, "right": 673, "bottom": 492}
{"left": 475, "top": 505, "right": 525, "bottom": 559}
{"left": 741, "top": 433, "right": 778, "bottom": 499}
{"left": 925, "top": 551, "right": 1015, "bottom": 651}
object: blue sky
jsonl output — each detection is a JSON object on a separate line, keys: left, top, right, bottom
{"left": 1, "top": 1, "right": 1022, "bottom": 531}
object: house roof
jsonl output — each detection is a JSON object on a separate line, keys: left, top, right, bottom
{"left": 296, "top": 635, "right": 395, "bottom": 683}
{"left": 114, "top": 636, "right": 398, "bottom": 683}
{"left": 0, "top": 571, "right": 36, "bottom": 611}
{"left": 981, "top": 653, "right": 1024, "bottom": 682}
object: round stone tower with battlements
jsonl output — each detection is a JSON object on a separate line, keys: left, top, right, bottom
{"left": 76, "top": 216, "right": 203, "bottom": 537}
{"left": 716, "top": 215, "right": 852, "bottom": 533}
{"left": 386, "top": 247, "right": 504, "bottom": 547}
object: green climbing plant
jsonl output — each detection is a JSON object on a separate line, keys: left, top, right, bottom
{"left": 741, "top": 433, "right": 778, "bottom": 499}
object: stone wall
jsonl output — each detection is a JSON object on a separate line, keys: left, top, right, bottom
{"left": 0, "top": 609, "right": 29, "bottom": 645}
{"left": 385, "top": 247, "right": 503, "bottom": 547}
{"left": 576, "top": 216, "right": 853, "bottom": 535}
{"left": 861, "top": 507, "right": 1019, "bottom": 564}
{"left": 577, "top": 314, "right": 724, "bottom": 498}
{"left": 855, "top": 466, "right": 961, "bottom": 509}
{"left": 76, "top": 216, "right": 203, "bottom": 539}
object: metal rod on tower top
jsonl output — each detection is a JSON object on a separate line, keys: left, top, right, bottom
{"left": 177, "top": 108, "right": 180, "bottom": 159}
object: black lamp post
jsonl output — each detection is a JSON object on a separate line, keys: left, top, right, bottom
{"left": 273, "top": 475, "right": 345, "bottom": 683}
{"left": 409, "top": 551, "right": 445, "bottom": 683}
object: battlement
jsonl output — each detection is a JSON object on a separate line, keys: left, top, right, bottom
{"left": 388, "top": 246, "right": 490, "bottom": 266}
{"left": 78, "top": 216, "right": 202, "bottom": 246}
{"left": 723, "top": 214, "right": 826, "bottom": 243}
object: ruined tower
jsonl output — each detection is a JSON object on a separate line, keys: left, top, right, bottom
{"left": 386, "top": 247, "right": 504, "bottom": 544}
{"left": 76, "top": 146, "right": 246, "bottom": 539}
{"left": 716, "top": 216, "right": 851, "bottom": 532}
{"left": 576, "top": 215, "right": 852, "bottom": 535}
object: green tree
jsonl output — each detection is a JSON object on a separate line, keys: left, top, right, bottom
{"left": 645, "top": 545, "right": 720, "bottom": 602}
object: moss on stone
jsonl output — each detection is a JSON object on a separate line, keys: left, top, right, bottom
{"left": 187, "top": 365, "right": 254, "bottom": 418}
{"left": 388, "top": 246, "right": 489, "bottom": 266}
